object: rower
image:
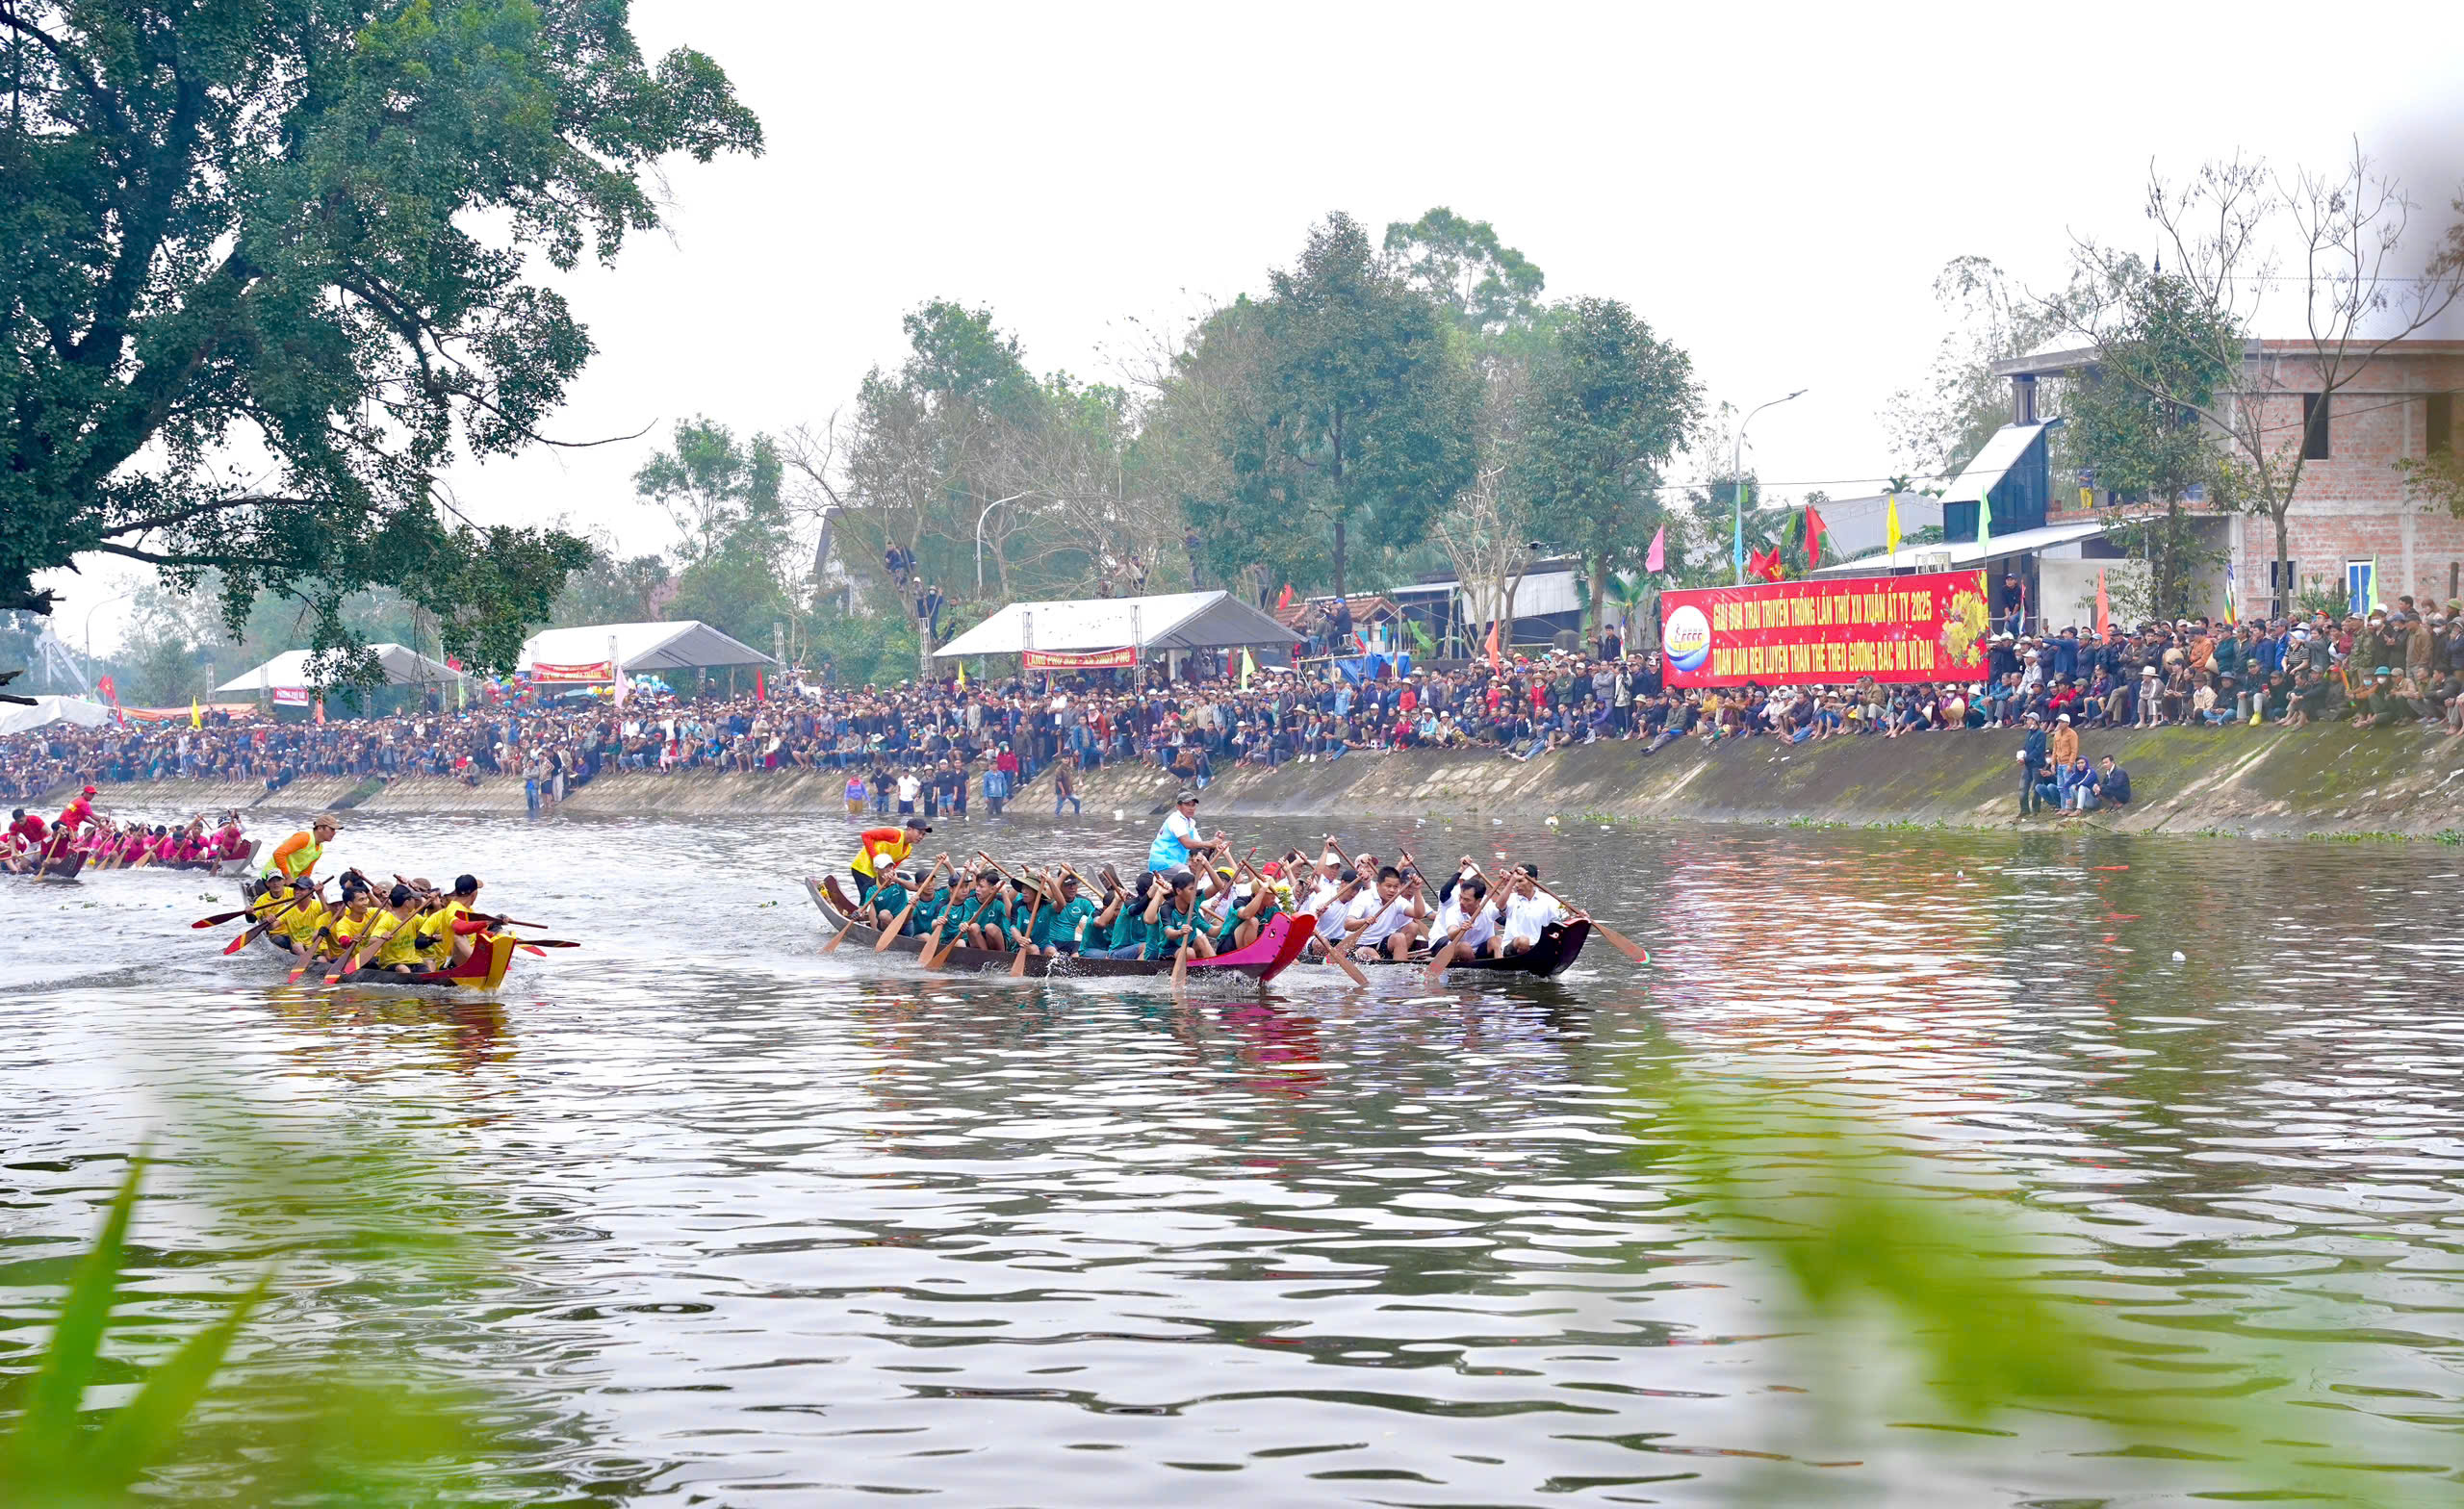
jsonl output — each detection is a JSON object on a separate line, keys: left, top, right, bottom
{"left": 39, "top": 784, "right": 99, "bottom": 870}
{"left": 261, "top": 813, "right": 340, "bottom": 895}
{"left": 1497, "top": 864, "right": 1573, "bottom": 958}
{"left": 850, "top": 816, "right": 932, "bottom": 903}
{"left": 1420, "top": 876, "right": 1500, "bottom": 986}
{"left": 1145, "top": 790, "right": 1225, "bottom": 874}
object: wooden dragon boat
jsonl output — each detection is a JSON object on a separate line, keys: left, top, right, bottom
{"left": 805, "top": 875, "right": 1315, "bottom": 984}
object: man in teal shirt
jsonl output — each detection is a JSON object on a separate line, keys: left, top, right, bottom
{"left": 1034, "top": 872, "right": 1099, "bottom": 956}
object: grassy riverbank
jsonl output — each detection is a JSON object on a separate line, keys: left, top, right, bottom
{"left": 57, "top": 724, "right": 2464, "bottom": 840}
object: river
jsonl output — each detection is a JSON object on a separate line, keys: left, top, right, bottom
{"left": 5, "top": 809, "right": 2461, "bottom": 1506}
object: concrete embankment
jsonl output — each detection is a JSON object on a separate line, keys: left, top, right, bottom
{"left": 62, "top": 726, "right": 2464, "bottom": 839}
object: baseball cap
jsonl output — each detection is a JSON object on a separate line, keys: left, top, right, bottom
{"left": 904, "top": 816, "right": 932, "bottom": 832}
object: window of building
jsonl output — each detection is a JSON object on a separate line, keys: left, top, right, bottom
{"left": 2301, "top": 393, "right": 2331, "bottom": 460}
{"left": 2429, "top": 392, "right": 2454, "bottom": 456}
{"left": 2348, "top": 559, "right": 2374, "bottom": 614}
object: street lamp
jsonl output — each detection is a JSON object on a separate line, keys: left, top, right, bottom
{"left": 974, "top": 490, "right": 1037, "bottom": 593}
{"left": 85, "top": 589, "right": 135, "bottom": 677}
{"left": 1732, "top": 389, "right": 1808, "bottom": 584}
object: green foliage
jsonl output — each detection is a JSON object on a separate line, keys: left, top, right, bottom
{"left": 2064, "top": 268, "right": 2242, "bottom": 620}
{"left": 1633, "top": 1057, "right": 2417, "bottom": 1505}
{"left": 0, "top": 1133, "right": 502, "bottom": 1507}
{"left": 1381, "top": 207, "right": 1546, "bottom": 334}
{"left": 2396, "top": 448, "right": 2464, "bottom": 519}
{"left": 635, "top": 418, "right": 787, "bottom": 570}
{"left": 808, "top": 609, "right": 920, "bottom": 688}
{"left": 1205, "top": 214, "right": 1479, "bottom": 597}
{"left": 1518, "top": 297, "right": 1700, "bottom": 621}
{"left": 551, "top": 544, "right": 675, "bottom": 627}
{"left": 0, "top": 0, "right": 761, "bottom": 671}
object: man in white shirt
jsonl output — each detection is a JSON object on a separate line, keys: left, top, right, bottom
{"left": 1338, "top": 866, "right": 1427, "bottom": 962}
{"left": 1421, "top": 875, "right": 1501, "bottom": 986}
{"left": 895, "top": 772, "right": 922, "bottom": 814}
{"left": 1498, "top": 864, "right": 1569, "bottom": 957}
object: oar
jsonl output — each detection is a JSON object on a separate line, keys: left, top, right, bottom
{"left": 1010, "top": 891, "right": 1043, "bottom": 978}
{"left": 1524, "top": 876, "right": 1648, "bottom": 965}
{"left": 224, "top": 882, "right": 321, "bottom": 956}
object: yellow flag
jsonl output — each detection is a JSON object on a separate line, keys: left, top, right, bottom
{"left": 190, "top": 697, "right": 201, "bottom": 729}
{"left": 956, "top": 661, "right": 966, "bottom": 689}
{"left": 1885, "top": 494, "right": 1902, "bottom": 555}
{"left": 1241, "top": 647, "right": 1256, "bottom": 690}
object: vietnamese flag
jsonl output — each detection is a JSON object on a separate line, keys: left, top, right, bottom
{"left": 1803, "top": 505, "right": 1828, "bottom": 565}
{"left": 755, "top": 669, "right": 767, "bottom": 702}
{"left": 1275, "top": 583, "right": 1294, "bottom": 611}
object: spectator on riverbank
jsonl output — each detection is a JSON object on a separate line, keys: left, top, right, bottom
{"left": 10, "top": 601, "right": 2459, "bottom": 806}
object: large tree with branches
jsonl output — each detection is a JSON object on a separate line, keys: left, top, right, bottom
{"left": 1, "top": 0, "right": 760, "bottom": 672}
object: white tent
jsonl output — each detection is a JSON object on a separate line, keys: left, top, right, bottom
{"left": 0, "top": 696, "right": 112, "bottom": 737}
{"left": 934, "top": 591, "right": 1300, "bottom": 658}
{"left": 213, "top": 643, "right": 463, "bottom": 694}
{"left": 519, "top": 621, "right": 775, "bottom": 680}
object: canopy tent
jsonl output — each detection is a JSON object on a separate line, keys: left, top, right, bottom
{"left": 0, "top": 696, "right": 111, "bottom": 737}
{"left": 518, "top": 621, "right": 775, "bottom": 679}
{"left": 213, "top": 643, "right": 463, "bottom": 694}
{"left": 934, "top": 591, "right": 1300, "bottom": 659}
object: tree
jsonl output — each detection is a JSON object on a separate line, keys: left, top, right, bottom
{"left": 1213, "top": 214, "right": 1477, "bottom": 598}
{"left": 1516, "top": 297, "right": 1700, "bottom": 637}
{"left": 634, "top": 419, "right": 786, "bottom": 570}
{"left": 803, "top": 301, "right": 1040, "bottom": 674}
{"left": 1430, "top": 355, "right": 1539, "bottom": 655}
{"left": 2059, "top": 266, "right": 2243, "bottom": 621}
{"left": 1883, "top": 257, "right": 2063, "bottom": 485}
{"left": 0, "top": 0, "right": 761, "bottom": 672}
{"left": 551, "top": 543, "right": 673, "bottom": 627}
{"left": 1382, "top": 207, "right": 1546, "bottom": 335}
{"left": 2066, "top": 146, "right": 2464, "bottom": 616}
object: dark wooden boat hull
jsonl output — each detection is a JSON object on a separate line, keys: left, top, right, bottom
{"left": 1300, "top": 920, "right": 1591, "bottom": 980}
{"left": 807, "top": 876, "right": 1314, "bottom": 983}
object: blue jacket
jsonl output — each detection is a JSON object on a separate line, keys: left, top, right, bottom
{"left": 2096, "top": 764, "right": 2133, "bottom": 805}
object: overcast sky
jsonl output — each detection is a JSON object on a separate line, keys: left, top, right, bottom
{"left": 35, "top": 0, "right": 2464, "bottom": 654}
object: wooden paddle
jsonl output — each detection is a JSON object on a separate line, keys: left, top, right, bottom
{"left": 1519, "top": 873, "right": 1648, "bottom": 965}
{"left": 1010, "top": 891, "right": 1043, "bottom": 978}
{"left": 224, "top": 880, "right": 324, "bottom": 956}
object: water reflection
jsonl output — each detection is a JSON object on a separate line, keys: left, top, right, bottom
{"left": 3, "top": 812, "right": 2460, "bottom": 1503}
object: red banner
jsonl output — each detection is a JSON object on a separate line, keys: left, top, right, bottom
{"left": 270, "top": 687, "right": 312, "bottom": 706}
{"left": 530, "top": 660, "right": 613, "bottom": 682}
{"left": 1022, "top": 647, "right": 1137, "bottom": 670}
{"left": 1659, "top": 570, "right": 1990, "bottom": 687}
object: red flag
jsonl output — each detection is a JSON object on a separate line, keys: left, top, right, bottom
{"left": 1644, "top": 525, "right": 1665, "bottom": 575}
{"left": 755, "top": 669, "right": 767, "bottom": 703}
{"left": 96, "top": 675, "right": 126, "bottom": 726}
{"left": 1275, "top": 583, "right": 1294, "bottom": 611}
{"left": 1748, "top": 547, "right": 1785, "bottom": 584}
{"left": 1483, "top": 619, "right": 1502, "bottom": 672}
{"left": 314, "top": 698, "right": 325, "bottom": 726}
{"left": 446, "top": 656, "right": 463, "bottom": 673}
{"left": 2095, "top": 568, "right": 2110, "bottom": 637}
{"left": 1802, "top": 505, "right": 1828, "bottom": 565}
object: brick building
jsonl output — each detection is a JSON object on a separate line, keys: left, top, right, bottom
{"left": 1999, "top": 339, "right": 2464, "bottom": 616}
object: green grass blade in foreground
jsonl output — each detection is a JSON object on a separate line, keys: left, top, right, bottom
{"left": 73, "top": 1272, "right": 272, "bottom": 1496}
{"left": 5, "top": 1156, "right": 143, "bottom": 1481}
{"left": 1631, "top": 1058, "right": 2447, "bottom": 1505}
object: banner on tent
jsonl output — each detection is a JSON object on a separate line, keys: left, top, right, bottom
{"left": 1021, "top": 647, "right": 1137, "bottom": 669}
{"left": 270, "top": 687, "right": 312, "bottom": 706}
{"left": 530, "top": 660, "right": 614, "bottom": 682}
{"left": 1658, "top": 570, "right": 1991, "bottom": 687}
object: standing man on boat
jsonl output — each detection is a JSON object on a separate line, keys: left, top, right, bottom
{"left": 38, "top": 784, "right": 100, "bottom": 870}
{"left": 1146, "top": 790, "right": 1225, "bottom": 874}
{"left": 261, "top": 813, "right": 340, "bottom": 891}
{"left": 850, "top": 816, "right": 932, "bottom": 902}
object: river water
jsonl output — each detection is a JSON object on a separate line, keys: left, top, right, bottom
{"left": 5, "top": 808, "right": 2462, "bottom": 1506}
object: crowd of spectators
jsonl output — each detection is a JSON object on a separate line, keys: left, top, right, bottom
{"left": 6, "top": 599, "right": 2458, "bottom": 814}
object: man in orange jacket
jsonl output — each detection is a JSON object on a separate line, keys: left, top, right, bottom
{"left": 850, "top": 815, "right": 931, "bottom": 902}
